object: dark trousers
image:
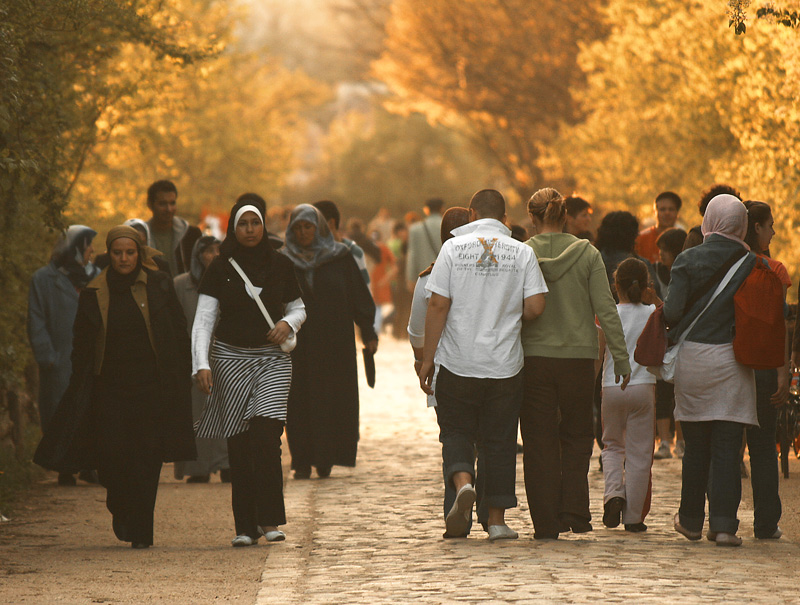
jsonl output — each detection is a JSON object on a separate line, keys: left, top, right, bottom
{"left": 520, "top": 357, "right": 595, "bottom": 538}
{"left": 435, "top": 366, "right": 521, "bottom": 512}
{"left": 680, "top": 420, "right": 743, "bottom": 534}
{"left": 227, "top": 417, "right": 286, "bottom": 539}
{"left": 746, "top": 369, "right": 781, "bottom": 538}
{"left": 99, "top": 451, "right": 162, "bottom": 546}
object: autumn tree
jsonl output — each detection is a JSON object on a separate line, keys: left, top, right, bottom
{"left": 0, "top": 0, "right": 217, "bottom": 451}
{"left": 374, "top": 0, "right": 604, "bottom": 200}
{"left": 562, "top": 0, "right": 800, "bottom": 279}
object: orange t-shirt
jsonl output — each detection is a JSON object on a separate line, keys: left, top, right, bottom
{"left": 634, "top": 226, "right": 660, "bottom": 264}
{"left": 759, "top": 253, "right": 792, "bottom": 289}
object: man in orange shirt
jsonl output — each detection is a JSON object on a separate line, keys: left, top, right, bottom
{"left": 635, "top": 191, "right": 682, "bottom": 264}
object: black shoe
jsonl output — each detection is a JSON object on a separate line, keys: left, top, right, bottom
{"left": 78, "top": 470, "right": 99, "bottom": 484}
{"left": 186, "top": 475, "right": 210, "bottom": 484}
{"left": 603, "top": 497, "right": 625, "bottom": 529}
{"left": 560, "top": 513, "right": 593, "bottom": 533}
{"left": 57, "top": 472, "right": 76, "bottom": 486}
{"left": 316, "top": 465, "right": 332, "bottom": 479}
{"left": 624, "top": 523, "right": 648, "bottom": 533}
{"left": 293, "top": 466, "right": 311, "bottom": 480}
{"left": 112, "top": 515, "right": 129, "bottom": 542}
{"left": 131, "top": 543, "right": 150, "bottom": 549}
{"left": 219, "top": 468, "right": 232, "bottom": 483}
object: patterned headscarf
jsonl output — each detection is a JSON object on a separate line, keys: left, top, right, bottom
{"left": 51, "top": 225, "right": 98, "bottom": 288}
{"left": 282, "top": 204, "right": 348, "bottom": 288}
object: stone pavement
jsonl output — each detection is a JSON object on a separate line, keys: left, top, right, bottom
{"left": 258, "top": 339, "right": 800, "bottom": 604}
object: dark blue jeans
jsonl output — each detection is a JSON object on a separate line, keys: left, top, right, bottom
{"left": 746, "top": 369, "right": 781, "bottom": 538}
{"left": 680, "top": 420, "right": 744, "bottom": 534}
{"left": 435, "top": 366, "right": 522, "bottom": 513}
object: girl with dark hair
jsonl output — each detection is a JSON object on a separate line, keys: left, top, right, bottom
{"left": 521, "top": 188, "right": 630, "bottom": 539}
{"left": 193, "top": 194, "right": 307, "bottom": 546}
{"left": 172, "top": 235, "right": 231, "bottom": 484}
{"left": 740, "top": 200, "right": 789, "bottom": 540}
{"left": 35, "top": 225, "right": 196, "bottom": 548}
{"left": 600, "top": 258, "right": 658, "bottom": 532}
{"left": 282, "top": 204, "right": 377, "bottom": 480}
{"left": 596, "top": 211, "right": 659, "bottom": 301}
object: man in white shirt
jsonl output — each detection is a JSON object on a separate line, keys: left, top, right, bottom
{"left": 420, "top": 189, "right": 547, "bottom": 540}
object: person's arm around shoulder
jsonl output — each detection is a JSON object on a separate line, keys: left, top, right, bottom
{"left": 521, "top": 246, "right": 547, "bottom": 321}
{"left": 420, "top": 293, "right": 450, "bottom": 394}
{"left": 588, "top": 251, "right": 631, "bottom": 387}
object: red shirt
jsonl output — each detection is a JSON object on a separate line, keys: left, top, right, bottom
{"left": 634, "top": 226, "right": 661, "bottom": 264}
{"left": 759, "top": 253, "right": 791, "bottom": 289}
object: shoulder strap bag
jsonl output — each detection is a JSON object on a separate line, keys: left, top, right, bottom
{"left": 652, "top": 253, "right": 747, "bottom": 383}
{"left": 228, "top": 258, "right": 297, "bottom": 353}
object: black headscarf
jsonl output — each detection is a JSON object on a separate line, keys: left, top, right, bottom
{"left": 219, "top": 193, "right": 275, "bottom": 277}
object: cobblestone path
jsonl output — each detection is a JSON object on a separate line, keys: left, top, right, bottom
{"left": 258, "top": 340, "right": 800, "bottom": 604}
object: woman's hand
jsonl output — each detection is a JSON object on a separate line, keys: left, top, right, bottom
{"left": 267, "top": 321, "right": 292, "bottom": 344}
{"left": 771, "top": 368, "right": 790, "bottom": 407}
{"left": 365, "top": 339, "right": 378, "bottom": 355}
{"left": 197, "top": 369, "right": 213, "bottom": 395}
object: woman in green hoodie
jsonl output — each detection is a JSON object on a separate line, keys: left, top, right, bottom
{"left": 520, "top": 188, "right": 631, "bottom": 540}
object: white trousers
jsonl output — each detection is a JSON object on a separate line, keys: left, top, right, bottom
{"left": 601, "top": 383, "right": 655, "bottom": 524}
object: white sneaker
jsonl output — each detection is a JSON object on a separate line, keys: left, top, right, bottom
{"left": 654, "top": 441, "right": 672, "bottom": 459}
{"left": 445, "top": 484, "right": 476, "bottom": 537}
{"left": 488, "top": 525, "right": 519, "bottom": 541}
{"left": 231, "top": 534, "right": 256, "bottom": 547}
{"left": 674, "top": 440, "right": 685, "bottom": 458}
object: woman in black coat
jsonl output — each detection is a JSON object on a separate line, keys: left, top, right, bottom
{"left": 282, "top": 204, "right": 378, "bottom": 479}
{"left": 35, "top": 225, "right": 196, "bottom": 548}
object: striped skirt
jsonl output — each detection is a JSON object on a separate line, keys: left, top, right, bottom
{"left": 195, "top": 340, "right": 292, "bottom": 439}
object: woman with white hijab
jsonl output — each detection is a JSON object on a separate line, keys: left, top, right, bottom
{"left": 192, "top": 194, "right": 306, "bottom": 546}
{"left": 664, "top": 194, "right": 757, "bottom": 547}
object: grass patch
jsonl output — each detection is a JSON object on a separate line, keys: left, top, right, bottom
{"left": 0, "top": 424, "right": 45, "bottom": 516}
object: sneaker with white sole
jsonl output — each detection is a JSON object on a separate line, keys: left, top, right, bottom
{"left": 488, "top": 525, "right": 518, "bottom": 541}
{"left": 445, "top": 484, "right": 476, "bottom": 537}
{"left": 654, "top": 441, "right": 672, "bottom": 459}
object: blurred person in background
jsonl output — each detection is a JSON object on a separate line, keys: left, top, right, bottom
{"left": 406, "top": 198, "right": 444, "bottom": 291}
{"left": 145, "top": 179, "right": 201, "bottom": 276}
{"left": 172, "top": 234, "right": 231, "bottom": 484}
{"left": 634, "top": 191, "right": 682, "bottom": 264}
{"left": 564, "top": 196, "right": 594, "bottom": 242}
{"left": 28, "top": 225, "right": 101, "bottom": 486}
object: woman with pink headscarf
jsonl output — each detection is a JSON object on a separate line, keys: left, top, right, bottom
{"left": 663, "top": 194, "right": 757, "bottom": 547}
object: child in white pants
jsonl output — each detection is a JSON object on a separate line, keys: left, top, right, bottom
{"left": 600, "top": 258, "right": 657, "bottom": 532}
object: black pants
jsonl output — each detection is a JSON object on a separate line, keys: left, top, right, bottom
{"left": 520, "top": 357, "right": 595, "bottom": 538}
{"left": 227, "top": 417, "right": 286, "bottom": 539}
{"left": 435, "top": 366, "right": 522, "bottom": 511}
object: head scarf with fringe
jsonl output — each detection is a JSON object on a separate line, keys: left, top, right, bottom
{"left": 282, "top": 204, "right": 348, "bottom": 289}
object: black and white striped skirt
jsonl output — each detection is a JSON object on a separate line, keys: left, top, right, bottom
{"left": 195, "top": 340, "right": 292, "bottom": 439}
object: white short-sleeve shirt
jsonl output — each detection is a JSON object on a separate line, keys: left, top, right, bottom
{"left": 425, "top": 219, "right": 548, "bottom": 379}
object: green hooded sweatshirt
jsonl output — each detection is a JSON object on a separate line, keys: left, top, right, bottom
{"left": 522, "top": 233, "right": 631, "bottom": 377}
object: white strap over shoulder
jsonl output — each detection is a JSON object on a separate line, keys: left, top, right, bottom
{"left": 229, "top": 258, "right": 276, "bottom": 329}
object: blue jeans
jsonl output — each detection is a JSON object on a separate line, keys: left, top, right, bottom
{"left": 435, "top": 366, "right": 522, "bottom": 512}
{"left": 680, "top": 420, "right": 744, "bottom": 534}
{"left": 746, "top": 369, "right": 781, "bottom": 538}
